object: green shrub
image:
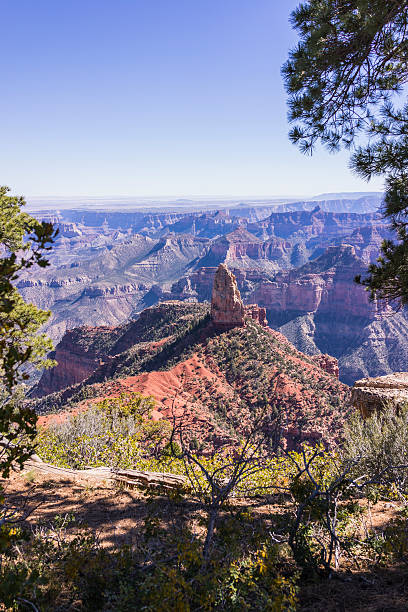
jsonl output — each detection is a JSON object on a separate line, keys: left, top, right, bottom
{"left": 343, "top": 404, "right": 408, "bottom": 497}
{"left": 36, "top": 393, "right": 171, "bottom": 470}
{"left": 0, "top": 504, "right": 299, "bottom": 611}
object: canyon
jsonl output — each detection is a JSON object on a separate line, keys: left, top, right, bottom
{"left": 32, "top": 265, "right": 348, "bottom": 450}
{"left": 23, "top": 197, "right": 408, "bottom": 384}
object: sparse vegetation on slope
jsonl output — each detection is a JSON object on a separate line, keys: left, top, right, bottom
{"left": 31, "top": 302, "right": 349, "bottom": 450}
{"left": 37, "top": 393, "right": 172, "bottom": 470}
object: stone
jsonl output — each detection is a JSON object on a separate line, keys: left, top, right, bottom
{"left": 31, "top": 326, "right": 114, "bottom": 397}
{"left": 244, "top": 304, "right": 268, "bottom": 327}
{"left": 352, "top": 372, "right": 408, "bottom": 417}
{"left": 311, "top": 354, "right": 339, "bottom": 378}
{"left": 211, "top": 264, "right": 245, "bottom": 328}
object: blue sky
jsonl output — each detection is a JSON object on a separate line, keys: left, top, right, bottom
{"left": 1, "top": 0, "right": 383, "bottom": 198}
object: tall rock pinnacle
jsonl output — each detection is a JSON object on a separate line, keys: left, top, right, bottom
{"left": 211, "top": 264, "right": 245, "bottom": 328}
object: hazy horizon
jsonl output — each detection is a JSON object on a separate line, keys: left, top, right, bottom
{"left": 25, "top": 191, "right": 383, "bottom": 211}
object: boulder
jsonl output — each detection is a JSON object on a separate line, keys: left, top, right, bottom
{"left": 352, "top": 372, "right": 408, "bottom": 417}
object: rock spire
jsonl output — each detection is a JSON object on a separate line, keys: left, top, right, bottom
{"left": 211, "top": 264, "right": 245, "bottom": 328}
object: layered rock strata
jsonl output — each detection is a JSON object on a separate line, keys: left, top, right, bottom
{"left": 311, "top": 354, "right": 339, "bottom": 378}
{"left": 32, "top": 326, "right": 116, "bottom": 397}
{"left": 210, "top": 264, "right": 269, "bottom": 329}
{"left": 352, "top": 372, "right": 408, "bottom": 417}
{"left": 211, "top": 264, "right": 245, "bottom": 328}
{"left": 244, "top": 304, "right": 268, "bottom": 327}
{"left": 251, "top": 245, "right": 376, "bottom": 319}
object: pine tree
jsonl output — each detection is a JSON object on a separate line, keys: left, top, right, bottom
{"left": 0, "top": 186, "right": 57, "bottom": 477}
{"left": 282, "top": 0, "right": 408, "bottom": 304}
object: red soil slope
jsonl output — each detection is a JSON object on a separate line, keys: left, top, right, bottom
{"left": 38, "top": 324, "right": 348, "bottom": 450}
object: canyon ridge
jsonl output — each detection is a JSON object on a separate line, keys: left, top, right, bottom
{"left": 22, "top": 197, "right": 408, "bottom": 384}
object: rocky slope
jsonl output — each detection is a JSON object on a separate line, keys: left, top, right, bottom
{"left": 152, "top": 242, "right": 408, "bottom": 384}
{"left": 33, "top": 268, "right": 348, "bottom": 449}
{"left": 18, "top": 232, "right": 209, "bottom": 343}
{"left": 252, "top": 244, "right": 408, "bottom": 384}
{"left": 195, "top": 228, "right": 291, "bottom": 273}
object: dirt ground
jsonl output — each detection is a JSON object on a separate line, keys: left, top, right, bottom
{"left": 2, "top": 468, "right": 408, "bottom": 611}
{"left": 2, "top": 468, "right": 177, "bottom": 549}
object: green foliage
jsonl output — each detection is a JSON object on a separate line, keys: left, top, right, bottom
{"left": 37, "top": 393, "right": 172, "bottom": 470}
{"left": 343, "top": 404, "right": 408, "bottom": 497}
{"left": 283, "top": 444, "right": 363, "bottom": 575}
{"left": 9, "top": 411, "right": 408, "bottom": 606}
{"left": 139, "top": 542, "right": 298, "bottom": 612}
{"left": 0, "top": 504, "right": 299, "bottom": 611}
{"left": 283, "top": 1, "right": 407, "bottom": 153}
{"left": 203, "top": 319, "right": 348, "bottom": 439}
{"left": 31, "top": 304, "right": 211, "bottom": 415}
{"left": 36, "top": 397, "right": 290, "bottom": 496}
{"left": 283, "top": 1, "right": 408, "bottom": 304}
{"left": 0, "top": 186, "right": 57, "bottom": 478}
{"left": 0, "top": 186, "right": 57, "bottom": 565}
{"left": 350, "top": 503, "right": 408, "bottom": 566}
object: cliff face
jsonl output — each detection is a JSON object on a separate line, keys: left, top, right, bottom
{"left": 273, "top": 194, "right": 382, "bottom": 214}
{"left": 23, "top": 209, "right": 388, "bottom": 346}
{"left": 18, "top": 233, "right": 209, "bottom": 346}
{"left": 195, "top": 229, "right": 290, "bottom": 274}
{"left": 32, "top": 326, "right": 117, "bottom": 397}
{"left": 205, "top": 229, "right": 264, "bottom": 261}
{"left": 346, "top": 224, "right": 394, "bottom": 264}
{"left": 209, "top": 263, "right": 268, "bottom": 329}
{"left": 248, "top": 208, "right": 382, "bottom": 241}
{"left": 250, "top": 244, "right": 408, "bottom": 385}
{"left": 33, "top": 302, "right": 210, "bottom": 397}
{"left": 148, "top": 223, "right": 392, "bottom": 312}
{"left": 311, "top": 354, "right": 339, "bottom": 378}
{"left": 23, "top": 205, "right": 408, "bottom": 387}
{"left": 211, "top": 264, "right": 245, "bottom": 328}
{"left": 164, "top": 266, "right": 273, "bottom": 304}
{"left": 352, "top": 373, "right": 408, "bottom": 417}
{"left": 252, "top": 245, "right": 376, "bottom": 320}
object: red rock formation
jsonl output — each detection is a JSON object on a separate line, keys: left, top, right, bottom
{"left": 211, "top": 264, "right": 245, "bottom": 328}
{"left": 210, "top": 265, "right": 268, "bottom": 328}
{"left": 32, "top": 326, "right": 115, "bottom": 397}
{"left": 244, "top": 304, "right": 268, "bottom": 327}
{"left": 196, "top": 228, "right": 292, "bottom": 269}
{"left": 311, "top": 354, "right": 339, "bottom": 378}
{"left": 199, "top": 229, "right": 264, "bottom": 265}
{"left": 37, "top": 326, "right": 348, "bottom": 449}
{"left": 167, "top": 266, "right": 277, "bottom": 305}
{"left": 33, "top": 298, "right": 350, "bottom": 450}
{"left": 251, "top": 245, "right": 377, "bottom": 319}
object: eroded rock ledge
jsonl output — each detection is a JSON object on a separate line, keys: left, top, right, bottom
{"left": 352, "top": 372, "right": 408, "bottom": 417}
